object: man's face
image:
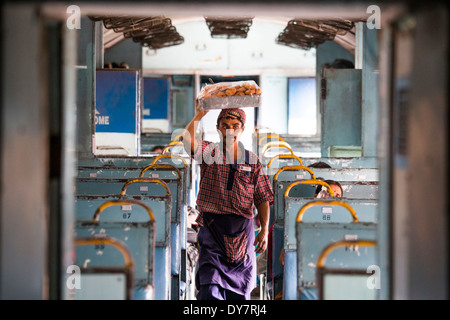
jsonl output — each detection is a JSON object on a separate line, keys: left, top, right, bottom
{"left": 330, "top": 184, "right": 342, "bottom": 198}
{"left": 217, "top": 116, "right": 245, "bottom": 147}
{"left": 316, "top": 184, "right": 343, "bottom": 198}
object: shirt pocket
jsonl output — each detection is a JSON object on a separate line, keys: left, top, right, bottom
{"left": 233, "top": 170, "right": 255, "bottom": 209}
{"left": 235, "top": 167, "right": 255, "bottom": 187}
{"left": 224, "top": 231, "right": 248, "bottom": 263}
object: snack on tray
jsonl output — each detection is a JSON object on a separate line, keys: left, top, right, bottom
{"left": 197, "top": 80, "right": 261, "bottom": 110}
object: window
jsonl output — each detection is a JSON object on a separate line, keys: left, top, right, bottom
{"left": 288, "top": 77, "right": 317, "bottom": 135}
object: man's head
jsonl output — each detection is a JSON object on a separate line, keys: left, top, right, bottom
{"left": 327, "top": 180, "right": 343, "bottom": 198}
{"left": 217, "top": 108, "right": 246, "bottom": 126}
{"left": 314, "top": 179, "right": 343, "bottom": 198}
{"left": 216, "top": 108, "right": 246, "bottom": 147}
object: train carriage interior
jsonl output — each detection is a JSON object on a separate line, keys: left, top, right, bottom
{"left": 0, "top": 0, "right": 448, "bottom": 301}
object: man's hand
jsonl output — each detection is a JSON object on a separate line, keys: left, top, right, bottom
{"left": 194, "top": 97, "right": 209, "bottom": 118}
{"left": 254, "top": 227, "right": 268, "bottom": 254}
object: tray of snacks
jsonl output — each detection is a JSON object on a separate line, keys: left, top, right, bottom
{"left": 197, "top": 80, "right": 261, "bottom": 110}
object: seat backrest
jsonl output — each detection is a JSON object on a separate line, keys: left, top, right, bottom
{"left": 151, "top": 155, "right": 190, "bottom": 202}
{"left": 161, "top": 141, "right": 185, "bottom": 156}
{"left": 301, "top": 157, "right": 378, "bottom": 169}
{"left": 309, "top": 168, "right": 379, "bottom": 182}
{"left": 286, "top": 197, "right": 378, "bottom": 251}
{"left": 295, "top": 200, "right": 377, "bottom": 298}
{"left": 75, "top": 194, "right": 171, "bottom": 247}
{"left": 306, "top": 167, "right": 379, "bottom": 199}
{"left": 316, "top": 239, "right": 378, "bottom": 300}
{"left": 272, "top": 170, "right": 317, "bottom": 224}
{"left": 282, "top": 180, "right": 334, "bottom": 240}
{"left": 77, "top": 168, "right": 141, "bottom": 179}
{"left": 256, "top": 133, "right": 284, "bottom": 155}
{"left": 138, "top": 163, "right": 184, "bottom": 210}
{"left": 261, "top": 145, "right": 295, "bottom": 168}
{"left": 76, "top": 176, "right": 173, "bottom": 197}
{"left": 77, "top": 157, "right": 156, "bottom": 179}
{"left": 266, "top": 154, "right": 303, "bottom": 176}
{"left": 121, "top": 176, "right": 181, "bottom": 224}
{"left": 138, "top": 164, "right": 186, "bottom": 286}
{"left": 340, "top": 181, "right": 379, "bottom": 199}
{"left": 75, "top": 199, "right": 156, "bottom": 290}
{"left": 70, "top": 236, "right": 135, "bottom": 300}
{"left": 261, "top": 141, "right": 293, "bottom": 158}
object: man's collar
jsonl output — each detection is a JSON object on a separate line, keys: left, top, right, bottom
{"left": 218, "top": 141, "right": 248, "bottom": 165}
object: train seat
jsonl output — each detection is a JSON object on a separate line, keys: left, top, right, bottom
{"left": 71, "top": 237, "right": 137, "bottom": 300}
{"left": 316, "top": 239, "right": 378, "bottom": 300}
{"left": 75, "top": 182, "right": 173, "bottom": 300}
{"left": 150, "top": 155, "right": 191, "bottom": 299}
{"left": 281, "top": 184, "right": 378, "bottom": 299}
{"left": 295, "top": 200, "right": 377, "bottom": 300}
{"left": 75, "top": 154, "right": 193, "bottom": 300}
{"left": 74, "top": 200, "right": 156, "bottom": 300}
{"left": 120, "top": 178, "right": 181, "bottom": 299}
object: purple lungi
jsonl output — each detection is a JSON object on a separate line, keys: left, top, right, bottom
{"left": 195, "top": 212, "right": 256, "bottom": 300}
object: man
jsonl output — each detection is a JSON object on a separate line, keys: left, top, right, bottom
{"left": 182, "top": 102, "right": 273, "bottom": 300}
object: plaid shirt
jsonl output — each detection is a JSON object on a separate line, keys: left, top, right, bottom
{"left": 192, "top": 140, "right": 274, "bottom": 226}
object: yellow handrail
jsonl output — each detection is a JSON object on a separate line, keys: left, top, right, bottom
{"left": 267, "top": 154, "right": 303, "bottom": 168}
{"left": 162, "top": 142, "right": 184, "bottom": 155}
{"left": 273, "top": 165, "right": 315, "bottom": 181}
{"left": 262, "top": 145, "right": 294, "bottom": 158}
{"left": 258, "top": 133, "right": 284, "bottom": 147}
{"left": 317, "top": 240, "right": 377, "bottom": 268}
{"left": 152, "top": 154, "right": 187, "bottom": 169}
{"left": 93, "top": 199, "right": 156, "bottom": 222}
{"left": 168, "top": 141, "right": 183, "bottom": 146}
{"left": 74, "top": 236, "right": 135, "bottom": 269}
{"left": 296, "top": 200, "right": 358, "bottom": 223}
{"left": 284, "top": 179, "right": 333, "bottom": 198}
{"left": 119, "top": 178, "right": 171, "bottom": 197}
{"left": 171, "top": 134, "right": 183, "bottom": 142}
{"left": 260, "top": 141, "right": 292, "bottom": 156}
{"left": 139, "top": 163, "right": 181, "bottom": 179}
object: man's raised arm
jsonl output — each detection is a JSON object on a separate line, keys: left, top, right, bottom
{"left": 182, "top": 98, "right": 208, "bottom": 155}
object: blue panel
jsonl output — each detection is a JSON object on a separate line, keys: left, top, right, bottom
{"left": 143, "top": 77, "right": 170, "bottom": 119}
{"left": 272, "top": 225, "right": 284, "bottom": 278}
{"left": 95, "top": 70, "right": 139, "bottom": 133}
{"left": 154, "top": 247, "right": 171, "bottom": 300}
{"left": 283, "top": 250, "right": 298, "bottom": 300}
{"left": 171, "top": 222, "right": 180, "bottom": 275}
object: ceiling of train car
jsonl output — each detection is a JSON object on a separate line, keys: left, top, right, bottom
{"left": 41, "top": 2, "right": 406, "bottom": 59}
{"left": 43, "top": 1, "right": 405, "bottom": 54}
{"left": 140, "top": 18, "right": 318, "bottom": 71}
{"left": 99, "top": 15, "right": 358, "bottom": 53}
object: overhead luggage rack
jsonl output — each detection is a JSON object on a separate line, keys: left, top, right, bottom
{"left": 89, "top": 15, "right": 184, "bottom": 49}
{"left": 137, "top": 27, "right": 185, "bottom": 49}
{"left": 204, "top": 16, "right": 254, "bottom": 39}
{"left": 122, "top": 18, "right": 173, "bottom": 39}
{"left": 276, "top": 19, "right": 355, "bottom": 50}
